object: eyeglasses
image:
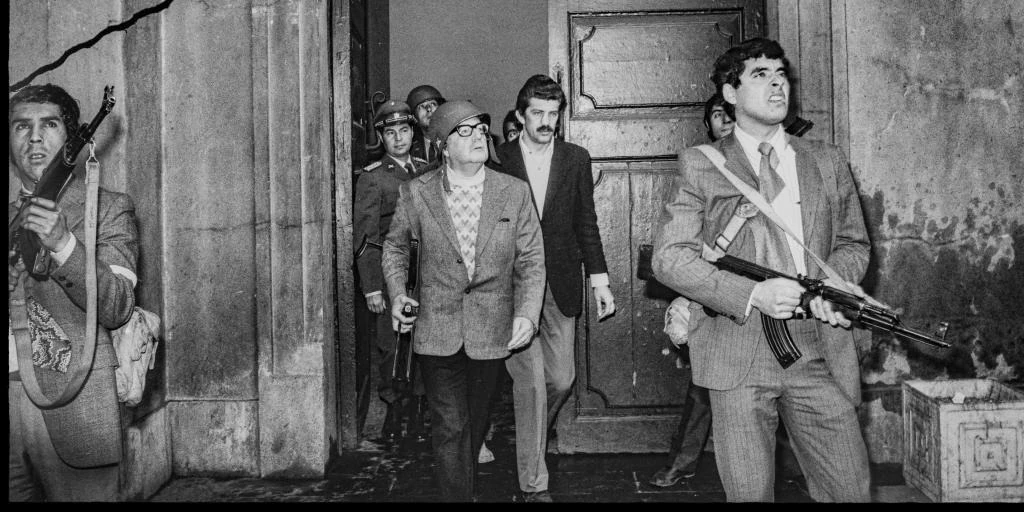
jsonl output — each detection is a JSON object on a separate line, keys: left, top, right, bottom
{"left": 452, "top": 122, "right": 489, "bottom": 137}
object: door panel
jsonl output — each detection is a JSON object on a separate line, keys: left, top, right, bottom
{"left": 551, "top": 0, "right": 766, "bottom": 453}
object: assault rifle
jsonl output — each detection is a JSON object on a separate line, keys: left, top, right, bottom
{"left": 9, "top": 86, "right": 116, "bottom": 279}
{"left": 711, "top": 254, "right": 950, "bottom": 367}
{"left": 392, "top": 238, "right": 419, "bottom": 383}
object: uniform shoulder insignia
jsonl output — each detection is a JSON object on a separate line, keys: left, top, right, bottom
{"left": 363, "top": 161, "right": 383, "bottom": 173}
{"left": 412, "top": 157, "right": 428, "bottom": 165}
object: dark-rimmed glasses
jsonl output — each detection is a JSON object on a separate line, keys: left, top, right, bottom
{"left": 452, "top": 122, "right": 489, "bottom": 137}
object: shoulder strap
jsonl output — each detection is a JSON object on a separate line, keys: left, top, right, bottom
{"left": 11, "top": 148, "right": 100, "bottom": 409}
{"left": 693, "top": 144, "right": 844, "bottom": 284}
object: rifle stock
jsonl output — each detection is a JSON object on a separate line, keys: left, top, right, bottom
{"left": 9, "top": 86, "right": 116, "bottom": 279}
{"left": 391, "top": 238, "right": 419, "bottom": 383}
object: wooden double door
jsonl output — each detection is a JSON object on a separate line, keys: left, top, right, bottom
{"left": 549, "top": 0, "right": 766, "bottom": 452}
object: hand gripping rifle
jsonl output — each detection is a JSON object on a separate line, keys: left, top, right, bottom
{"left": 391, "top": 238, "right": 419, "bottom": 383}
{"left": 9, "top": 86, "right": 116, "bottom": 280}
{"left": 710, "top": 254, "right": 950, "bottom": 367}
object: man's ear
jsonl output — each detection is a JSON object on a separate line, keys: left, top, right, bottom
{"left": 515, "top": 110, "right": 526, "bottom": 126}
{"left": 722, "top": 84, "right": 738, "bottom": 107}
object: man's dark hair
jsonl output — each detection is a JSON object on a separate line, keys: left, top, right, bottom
{"left": 711, "top": 38, "right": 790, "bottom": 118}
{"left": 702, "top": 92, "right": 732, "bottom": 141}
{"left": 502, "top": 109, "right": 522, "bottom": 136}
{"left": 515, "top": 74, "right": 566, "bottom": 114}
{"left": 9, "top": 83, "right": 81, "bottom": 131}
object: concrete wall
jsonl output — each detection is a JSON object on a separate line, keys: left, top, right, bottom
{"left": 837, "top": 0, "right": 1024, "bottom": 462}
{"left": 389, "top": 0, "right": 548, "bottom": 142}
{"left": 9, "top": 0, "right": 341, "bottom": 488}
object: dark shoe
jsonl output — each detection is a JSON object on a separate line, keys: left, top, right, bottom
{"left": 381, "top": 402, "right": 403, "bottom": 441}
{"left": 522, "top": 490, "right": 553, "bottom": 503}
{"left": 407, "top": 396, "right": 429, "bottom": 442}
{"left": 648, "top": 465, "right": 696, "bottom": 487}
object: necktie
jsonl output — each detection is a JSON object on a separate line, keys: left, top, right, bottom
{"left": 757, "top": 142, "right": 785, "bottom": 202}
{"left": 404, "top": 162, "right": 415, "bottom": 175}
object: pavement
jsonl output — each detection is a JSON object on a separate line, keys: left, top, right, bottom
{"left": 150, "top": 376, "right": 931, "bottom": 503}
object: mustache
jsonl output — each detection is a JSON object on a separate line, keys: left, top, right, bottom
{"left": 537, "top": 126, "right": 555, "bottom": 133}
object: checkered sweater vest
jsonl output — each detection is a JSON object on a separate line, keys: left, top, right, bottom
{"left": 445, "top": 181, "right": 484, "bottom": 280}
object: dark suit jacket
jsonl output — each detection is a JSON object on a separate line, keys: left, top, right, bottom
{"left": 11, "top": 178, "right": 138, "bottom": 467}
{"left": 382, "top": 167, "right": 546, "bottom": 360}
{"left": 495, "top": 140, "right": 608, "bottom": 318}
{"left": 651, "top": 134, "right": 870, "bottom": 404}
{"left": 353, "top": 154, "right": 428, "bottom": 295}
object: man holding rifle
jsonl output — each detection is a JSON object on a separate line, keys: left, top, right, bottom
{"left": 652, "top": 39, "right": 872, "bottom": 502}
{"left": 8, "top": 83, "right": 138, "bottom": 501}
{"left": 383, "top": 100, "right": 545, "bottom": 501}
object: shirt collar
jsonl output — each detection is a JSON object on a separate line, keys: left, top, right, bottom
{"left": 445, "top": 165, "right": 486, "bottom": 187}
{"left": 732, "top": 123, "right": 789, "bottom": 172}
{"left": 518, "top": 134, "right": 554, "bottom": 158}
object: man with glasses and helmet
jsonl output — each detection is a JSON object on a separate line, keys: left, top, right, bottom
{"left": 383, "top": 100, "right": 546, "bottom": 501}
{"left": 406, "top": 84, "right": 446, "bottom": 166}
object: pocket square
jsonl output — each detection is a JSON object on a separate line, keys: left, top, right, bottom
{"left": 498, "top": 218, "right": 510, "bottom": 222}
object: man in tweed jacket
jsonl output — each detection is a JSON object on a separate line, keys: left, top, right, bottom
{"left": 652, "top": 39, "right": 872, "bottom": 502}
{"left": 9, "top": 84, "right": 138, "bottom": 501}
{"left": 383, "top": 100, "right": 545, "bottom": 501}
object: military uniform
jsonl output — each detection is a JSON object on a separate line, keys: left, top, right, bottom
{"left": 406, "top": 85, "right": 446, "bottom": 167}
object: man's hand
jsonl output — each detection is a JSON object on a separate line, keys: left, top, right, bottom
{"left": 507, "top": 317, "right": 535, "bottom": 351}
{"left": 366, "top": 294, "right": 387, "bottom": 314}
{"left": 808, "top": 279, "right": 869, "bottom": 328}
{"left": 8, "top": 250, "right": 26, "bottom": 293}
{"left": 751, "top": 277, "right": 805, "bottom": 319}
{"left": 20, "top": 197, "right": 71, "bottom": 253}
{"left": 390, "top": 294, "right": 419, "bottom": 333}
{"left": 594, "top": 285, "right": 616, "bottom": 320}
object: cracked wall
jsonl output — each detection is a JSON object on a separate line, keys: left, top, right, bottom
{"left": 845, "top": 0, "right": 1024, "bottom": 461}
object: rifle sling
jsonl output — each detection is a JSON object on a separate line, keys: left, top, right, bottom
{"left": 11, "top": 163, "right": 100, "bottom": 410}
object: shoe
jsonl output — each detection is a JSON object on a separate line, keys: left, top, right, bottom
{"left": 407, "top": 395, "right": 429, "bottom": 442}
{"left": 381, "top": 402, "right": 403, "bottom": 442}
{"left": 522, "top": 490, "right": 553, "bottom": 503}
{"left": 648, "top": 465, "right": 696, "bottom": 487}
{"left": 478, "top": 442, "right": 494, "bottom": 464}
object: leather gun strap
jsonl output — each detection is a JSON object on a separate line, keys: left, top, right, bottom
{"left": 10, "top": 164, "right": 99, "bottom": 409}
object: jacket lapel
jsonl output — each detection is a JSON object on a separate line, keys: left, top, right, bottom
{"left": 791, "top": 139, "right": 824, "bottom": 269}
{"left": 473, "top": 167, "right": 510, "bottom": 264}
{"left": 418, "top": 171, "right": 463, "bottom": 256}
{"left": 719, "top": 135, "right": 760, "bottom": 192}
{"left": 541, "top": 142, "right": 566, "bottom": 220}
{"left": 59, "top": 178, "right": 86, "bottom": 233}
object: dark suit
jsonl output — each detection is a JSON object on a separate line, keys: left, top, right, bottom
{"left": 494, "top": 139, "right": 609, "bottom": 493}
{"left": 353, "top": 154, "right": 428, "bottom": 403}
{"left": 9, "top": 178, "right": 138, "bottom": 501}
{"left": 651, "top": 132, "right": 871, "bottom": 501}
{"left": 382, "top": 166, "right": 545, "bottom": 500}
{"left": 409, "top": 128, "right": 439, "bottom": 167}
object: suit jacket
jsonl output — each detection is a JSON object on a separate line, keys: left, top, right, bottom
{"left": 10, "top": 177, "right": 138, "bottom": 467}
{"left": 382, "top": 166, "right": 546, "bottom": 360}
{"left": 495, "top": 140, "right": 608, "bottom": 318}
{"left": 651, "top": 134, "right": 870, "bottom": 404}
{"left": 353, "top": 154, "right": 428, "bottom": 295}
{"left": 409, "top": 128, "right": 439, "bottom": 167}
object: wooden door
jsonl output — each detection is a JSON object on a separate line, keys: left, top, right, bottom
{"left": 549, "top": 0, "right": 766, "bottom": 452}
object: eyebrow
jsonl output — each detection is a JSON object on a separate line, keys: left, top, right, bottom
{"left": 10, "top": 115, "right": 62, "bottom": 125}
{"left": 749, "top": 65, "right": 785, "bottom": 75}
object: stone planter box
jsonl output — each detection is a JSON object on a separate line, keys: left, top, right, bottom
{"left": 902, "top": 379, "right": 1024, "bottom": 502}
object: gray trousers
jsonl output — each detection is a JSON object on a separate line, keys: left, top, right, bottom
{"left": 505, "top": 287, "right": 576, "bottom": 493}
{"left": 708, "top": 332, "right": 871, "bottom": 502}
{"left": 9, "top": 381, "right": 120, "bottom": 502}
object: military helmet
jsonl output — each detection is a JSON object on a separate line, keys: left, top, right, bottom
{"left": 427, "top": 100, "right": 491, "bottom": 145}
{"left": 406, "top": 85, "right": 445, "bottom": 110}
{"left": 373, "top": 100, "right": 416, "bottom": 129}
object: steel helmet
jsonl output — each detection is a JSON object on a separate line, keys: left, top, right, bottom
{"left": 373, "top": 100, "right": 416, "bottom": 129}
{"left": 406, "top": 85, "right": 446, "bottom": 110}
{"left": 427, "top": 100, "right": 491, "bottom": 145}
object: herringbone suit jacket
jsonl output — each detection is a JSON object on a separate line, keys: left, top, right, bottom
{"left": 495, "top": 140, "right": 608, "bottom": 318}
{"left": 382, "top": 167, "right": 546, "bottom": 360}
{"left": 651, "top": 134, "right": 870, "bottom": 404}
{"left": 10, "top": 177, "right": 138, "bottom": 467}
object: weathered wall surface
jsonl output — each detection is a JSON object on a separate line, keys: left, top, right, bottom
{"left": 9, "top": 0, "right": 340, "bottom": 486}
{"left": 842, "top": 0, "right": 1023, "bottom": 461}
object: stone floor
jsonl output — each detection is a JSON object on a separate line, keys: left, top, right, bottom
{"left": 150, "top": 375, "right": 931, "bottom": 503}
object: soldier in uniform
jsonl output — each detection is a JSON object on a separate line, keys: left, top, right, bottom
{"left": 406, "top": 84, "right": 446, "bottom": 166}
{"left": 354, "top": 100, "right": 430, "bottom": 442}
